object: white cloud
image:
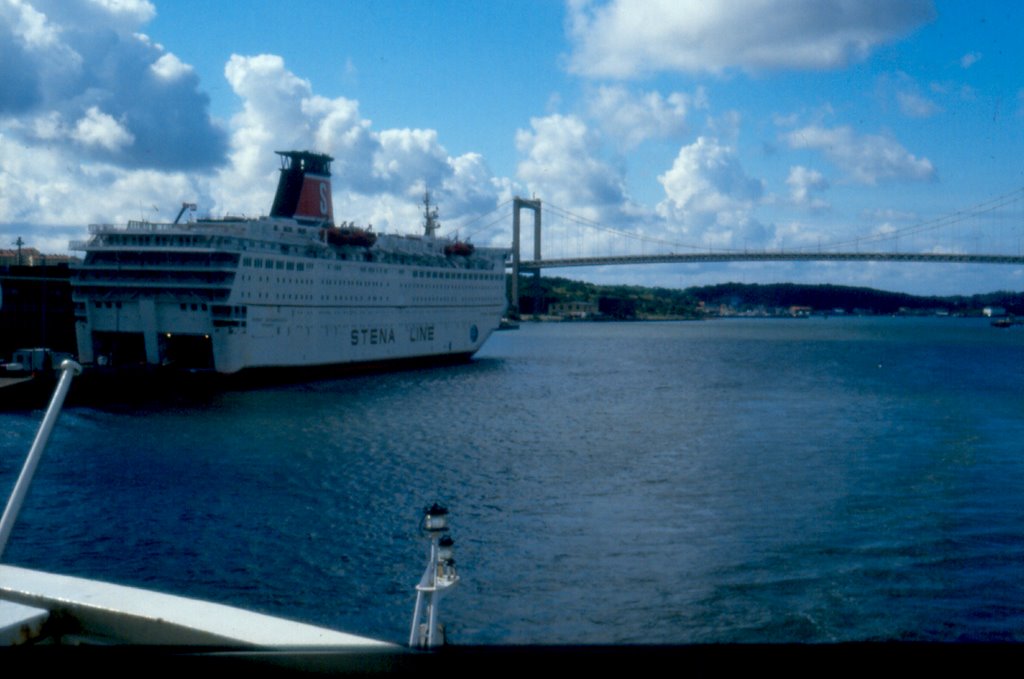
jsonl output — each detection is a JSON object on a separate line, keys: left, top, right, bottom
{"left": 960, "top": 51, "right": 982, "bottom": 68}
{"left": 784, "top": 124, "right": 935, "bottom": 185}
{"left": 221, "top": 54, "right": 312, "bottom": 198}
{"left": 656, "top": 136, "right": 767, "bottom": 248}
{"left": 862, "top": 207, "right": 917, "bottom": 222}
{"left": 302, "top": 94, "right": 376, "bottom": 190}
{"left": 444, "top": 153, "right": 504, "bottom": 219}
{"left": 30, "top": 111, "right": 63, "bottom": 139}
{"left": 512, "top": 113, "right": 674, "bottom": 259}
{"left": 877, "top": 72, "right": 941, "bottom": 118}
{"left": 0, "top": 133, "right": 205, "bottom": 229}
{"left": 0, "top": 0, "right": 225, "bottom": 169}
{"left": 375, "top": 129, "right": 450, "bottom": 190}
{"left": 343, "top": 57, "right": 358, "bottom": 83}
{"left": 1, "top": 43, "right": 504, "bottom": 242}
{"left": 71, "top": 106, "right": 134, "bottom": 151}
{"left": 586, "top": 85, "right": 693, "bottom": 149}
{"left": 771, "top": 220, "right": 823, "bottom": 250}
{"left": 515, "top": 114, "right": 627, "bottom": 217}
{"left": 786, "top": 165, "right": 829, "bottom": 210}
{"left": 705, "top": 110, "right": 743, "bottom": 146}
{"left": 216, "top": 53, "right": 503, "bottom": 232}
{"left": 896, "top": 90, "right": 940, "bottom": 118}
{"left": 349, "top": 152, "right": 506, "bottom": 242}
{"left": 3, "top": 0, "right": 63, "bottom": 49}
{"left": 150, "top": 52, "right": 193, "bottom": 80}
{"left": 88, "top": 0, "right": 156, "bottom": 23}
{"left": 566, "top": 0, "right": 935, "bottom": 77}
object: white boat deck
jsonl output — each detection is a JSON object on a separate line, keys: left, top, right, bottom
{"left": 0, "top": 564, "right": 396, "bottom": 648}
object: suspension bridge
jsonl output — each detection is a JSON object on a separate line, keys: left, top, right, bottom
{"left": 447, "top": 187, "right": 1024, "bottom": 313}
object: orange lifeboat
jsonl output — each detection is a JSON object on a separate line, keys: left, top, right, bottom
{"left": 326, "top": 225, "right": 377, "bottom": 248}
{"left": 444, "top": 241, "right": 474, "bottom": 257}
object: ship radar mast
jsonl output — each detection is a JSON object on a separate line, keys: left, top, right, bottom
{"left": 422, "top": 191, "right": 440, "bottom": 238}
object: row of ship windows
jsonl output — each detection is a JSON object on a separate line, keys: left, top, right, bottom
{"left": 244, "top": 293, "right": 316, "bottom": 301}
{"left": 239, "top": 256, "right": 501, "bottom": 281}
{"left": 244, "top": 257, "right": 307, "bottom": 271}
{"left": 241, "top": 257, "right": 388, "bottom": 271}
{"left": 106, "top": 235, "right": 210, "bottom": 247}
{"left": 92, "top": 301, "right": 215, "bottom": 312}
{"left": 410, "top": 297, "right": 495, "bottom": 304}
{"left": 239, "top": 275, "right": 497, "bottom": 291}
{"left": 244, "top": 250, "right": 374, "bottom": 265}
{"left": 412, "top": 270, "right": 501, "bottom": 281}
{"left": 234, "top": 291, "right": 492, "bottom": 305}
{"left": 240, "top": 292, "right": 385, "bottom": 303}
{"left": 210, "top": 305, "right": 247, "bottom": 318}
{"left": 239, "top": 274, "right": 387, "bottom": 287}
{"left": 240, "top": 273, "right": 499, "bottom": 289}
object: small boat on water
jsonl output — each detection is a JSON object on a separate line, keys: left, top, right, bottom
{"left": 0, "top": 348, "right": 74, "bottom": 410}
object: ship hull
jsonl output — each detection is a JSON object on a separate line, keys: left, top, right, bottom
{"left": 69, "top": 349, "right": 478, "bottom": 402}
{"left": 73, "top": 274, "right": 505, "bottom": 375}
{"left": 71, "top": 230, "right": 507, "bottom": 375}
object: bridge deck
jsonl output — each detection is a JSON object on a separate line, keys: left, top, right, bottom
{"left": 514, "top": 252, "right": 1024, "bottom": 269}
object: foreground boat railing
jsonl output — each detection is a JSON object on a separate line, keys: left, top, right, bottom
{"left": 0, "top": 360, "right": 81, "bottom": 560}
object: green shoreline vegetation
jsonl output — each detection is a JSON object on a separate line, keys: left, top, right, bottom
{"left": 509, "top": 275, "right": 1024, "bottom": 320}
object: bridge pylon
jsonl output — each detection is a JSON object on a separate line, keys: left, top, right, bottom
{"left": 511, "top": 197, "right": 542, "bottom": 317}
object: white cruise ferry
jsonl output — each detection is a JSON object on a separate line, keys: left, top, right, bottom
{"left": 70, "top": 151, "right": 508, "bottom": 374}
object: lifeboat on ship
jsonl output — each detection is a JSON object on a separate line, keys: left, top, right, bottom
{"left": 444, "top": 241, "right": 475, "bottom": 257}
{"left": 326, "top": 223, "right": 377, "bottom": 248}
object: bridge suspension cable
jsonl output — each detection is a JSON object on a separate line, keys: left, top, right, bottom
{"left": 441, "top": 199, "right": 514, "bottom": 241}
{"left": 543, "top": 202, "right": 735, "bottom": 253}
{"left": 542, "top": 185, "right": 1024, "bottom": 257}
{"left": 802, "top": 186, "right": 1024, "bottom": 253}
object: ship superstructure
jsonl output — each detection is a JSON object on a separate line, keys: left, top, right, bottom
{"left": 70, "top": 151, "right": 508, "bottom": 374}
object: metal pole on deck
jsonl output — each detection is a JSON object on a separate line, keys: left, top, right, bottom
{"left": 0, "top": 360, "right": 82, "bottom": 560}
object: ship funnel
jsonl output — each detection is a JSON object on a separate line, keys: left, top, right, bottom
{"left": 270, "top": 150, "right": 334, "bottom": 225}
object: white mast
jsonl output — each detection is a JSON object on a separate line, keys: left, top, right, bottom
{"left": 409, "top": 504, "right": 459, "bottom": 648}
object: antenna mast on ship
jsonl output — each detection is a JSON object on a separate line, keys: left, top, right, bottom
{"left": 422, "top": 191, "right": 440, "bottom": 239}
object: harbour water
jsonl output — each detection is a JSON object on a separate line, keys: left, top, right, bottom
{"left": 1, "top": 317, "right": 1023, "bottom": 644}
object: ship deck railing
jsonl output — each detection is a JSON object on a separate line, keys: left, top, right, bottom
{"left": 88, "top": 222, "right": 177, "bottom": 233}
{"left": 73, "top": 257, "right": 240, "bottom": 271}
{"left": 87, "top": 220, "right": 253, "bottom": 234}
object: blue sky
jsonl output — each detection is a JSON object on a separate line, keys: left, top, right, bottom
{"left": 2, "top": 0, "right": 1023, "bottom": 295}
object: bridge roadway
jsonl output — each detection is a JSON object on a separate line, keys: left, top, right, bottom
{"left": 514, "top": 252, "right": 1024, "bottom": 270}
